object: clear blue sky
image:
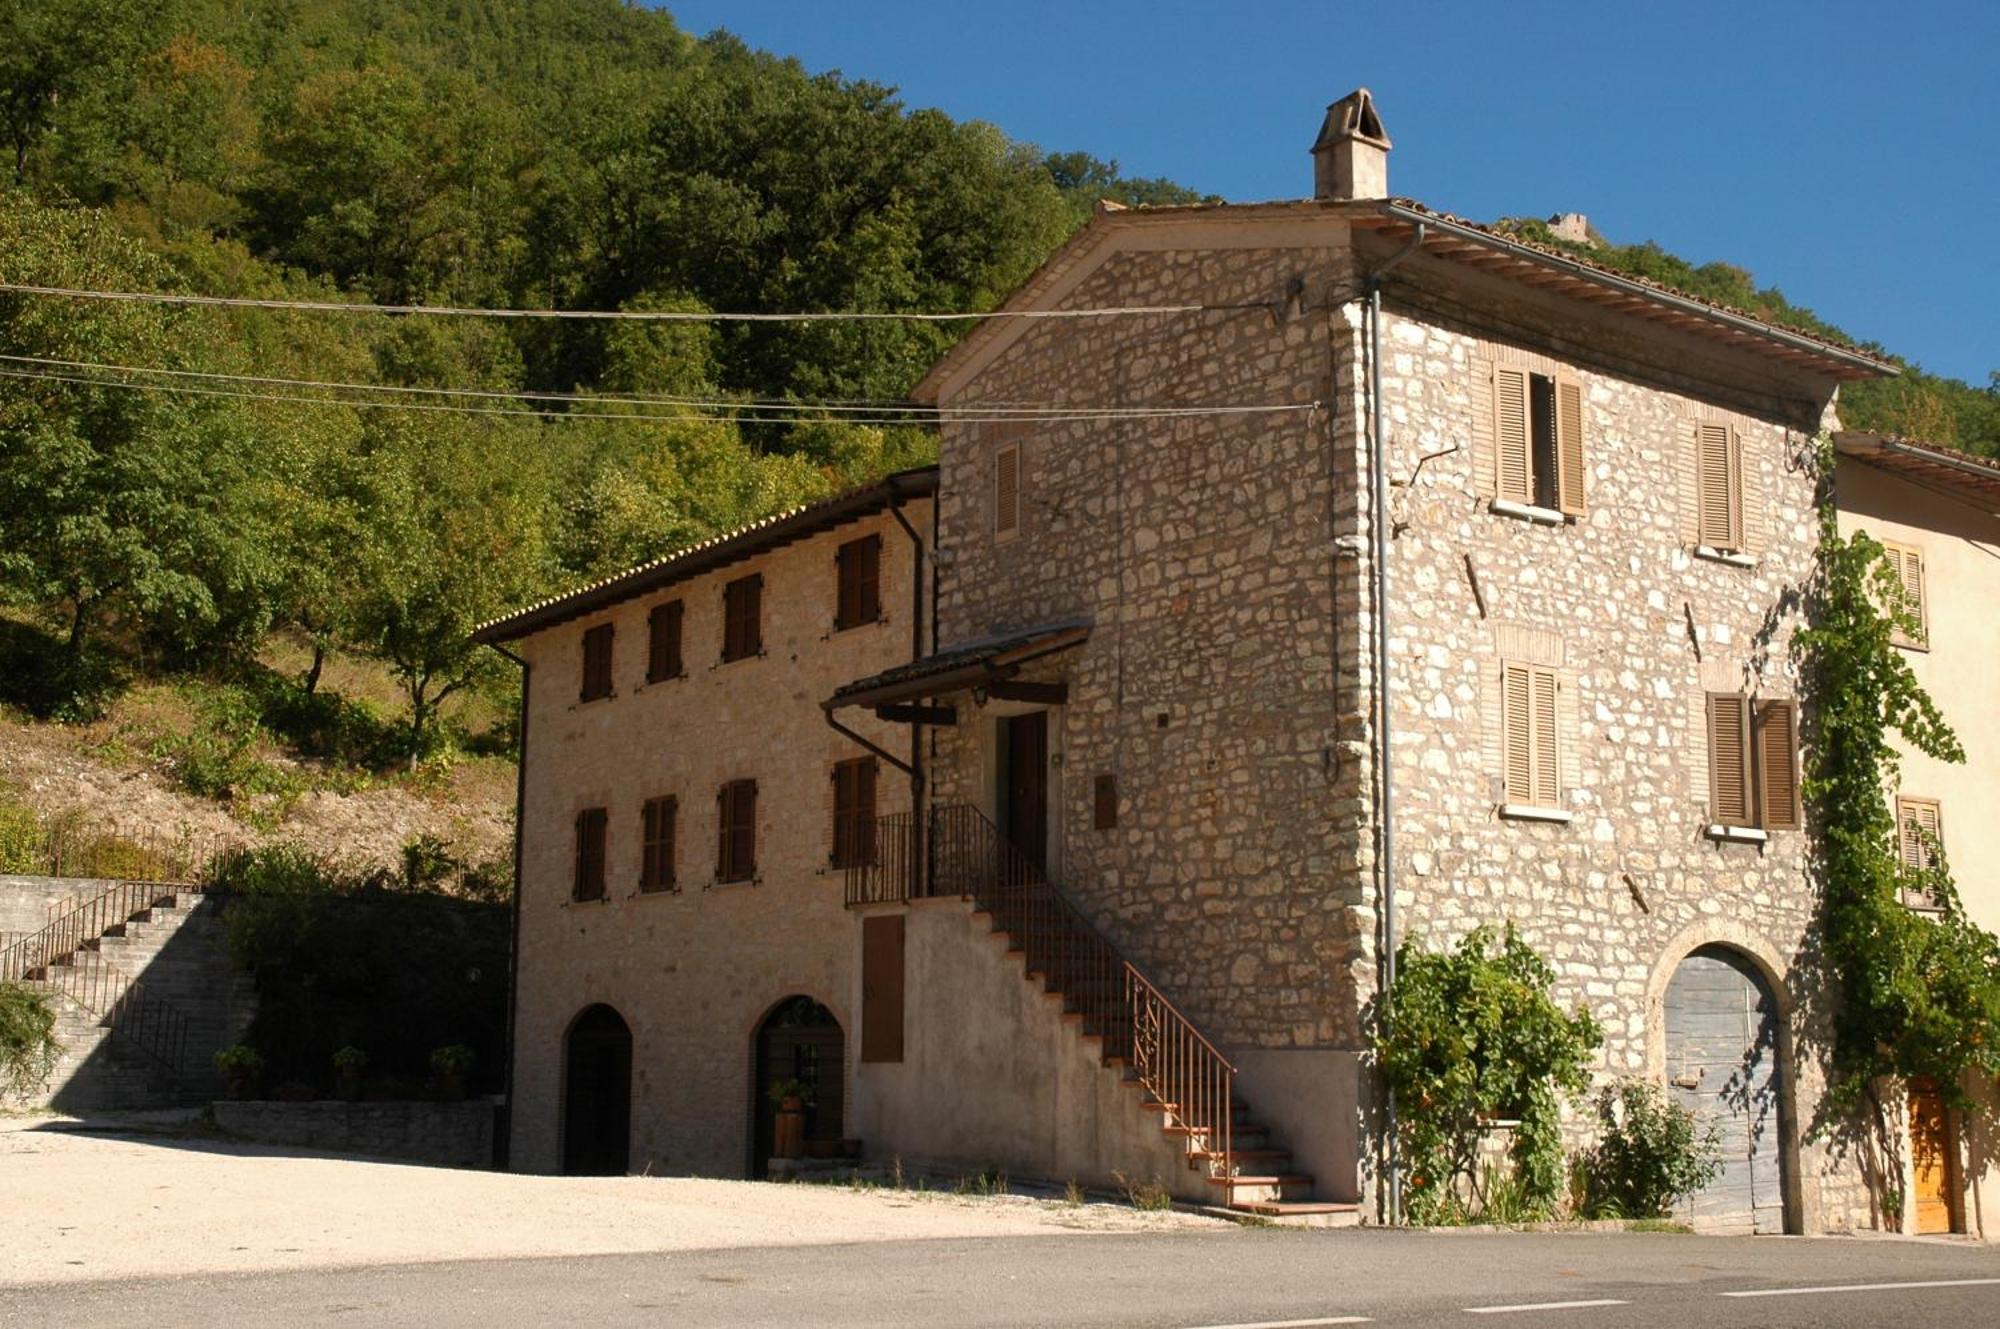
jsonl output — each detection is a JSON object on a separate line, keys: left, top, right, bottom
{"left": 662, "top": 1, "right": 1997, "bottom": 385}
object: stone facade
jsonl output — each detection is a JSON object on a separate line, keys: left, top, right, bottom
{"left": 212, "top": 1099, "right": 496, "bottom": 1169}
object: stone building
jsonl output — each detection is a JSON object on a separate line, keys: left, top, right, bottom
{"left": 482, "top": 92, "right": 1994, "bottom": 1236}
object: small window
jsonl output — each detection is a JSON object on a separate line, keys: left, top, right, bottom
{"left": 717, "top": 779, "right": 758, "bottom": 883}
{"left": 1493, "top": 366, "right": 1585, "bottom": 516}
{"left": 647, "top": 600, "right": 684, "bottom": 683}
{"left": 580, "top": 624, "right": 614, "bottom": 701}
{"left": 835, "top": 535, "right": 882, "bottom": 632}
{"left": 1500, "top": 662, "right": 1561, "bottom": 809}
{"left": 640, "top": 795, "right": 677, "bottom": 893}
{"left": 1880, "top": 541, "right": 1928, "bottom": 649}
{"left": 722, "top": 574, "right": 763, "bottom": 663}
{"left": 1694, "top": 422, "right": 1744, "bottom": 552}
{"left": 1897, "top": 796, "right": 1944, "bottom": 910}
{"left": 830, "top": 758, "right": 878, "bottom": 869}
{"left": 995, "top": 443, "right": 1021, "bottom": 538}
{"left": 1093, "top": 773, "right": 1118, "bottom": 830}
{"left": 1706, "top": 694, "right": 1798, "bottom": 830}
{"left": 573, "top": 807, "right": 608, "bottom": 902}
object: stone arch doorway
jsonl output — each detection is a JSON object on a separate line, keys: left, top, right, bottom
{"left": 562, "top": 1004, "right": 632, "bottom": 1176}
{"left": 751, "top": 996, "right": 844, "bottom": 1177}
{"left": 1663, "top": 946, "right": 1788, "bottom": 1232}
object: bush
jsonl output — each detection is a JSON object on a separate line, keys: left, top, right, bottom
{"left": 1580, "top": 1079, "right": 1722, "bottom": 1219}
{"left": 0, "top": 982, "right": 62, "bottom": 1097}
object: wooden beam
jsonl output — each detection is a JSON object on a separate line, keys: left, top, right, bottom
{"left": 984, "top": 680, "right": 1068, "bottom": 705}
{"left": 876, "top": 703, "right": 957, "bottom": 726}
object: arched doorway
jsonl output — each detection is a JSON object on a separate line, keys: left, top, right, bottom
{"left": 562, "top": 1004, "right": 632, "bottom": 1176}
{"left": 1663, "top": 946, "right": 1787, "bottom": 1232}
{"left": 751, "top": 996, "right": 845, "bottom": 1177}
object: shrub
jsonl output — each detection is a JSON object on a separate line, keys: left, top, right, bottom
{"left": 1580, "top": 1079, "right": 1722, "bottom": 1219}
{"left": 214, "top": 1043, "right": 264, "bottom": 1076}
{"left": 0, "top": 982, "right": 62, "bottom": 1097}
{"left": 332, "top": 1046, "right": 369, "bottom": 1074}
{"left": 429, "top": 1043, "right": 475, "bottom": 1078}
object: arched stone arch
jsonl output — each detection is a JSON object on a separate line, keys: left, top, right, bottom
{"left": 561, "top": 1002, "right": 632, "bottom": 1176}
{"left": 748, "top": 995, "right": 847, "bottom": 1178}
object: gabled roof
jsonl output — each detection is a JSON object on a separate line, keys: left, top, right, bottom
{"left": 912, "top": 196, "right": 1896, "bottom": 403}
{"left": 1834, "top": 432, "right": 2000, "bottom": 512}
{"left": 473, "top": 466, "right": 938, "bottom": 644}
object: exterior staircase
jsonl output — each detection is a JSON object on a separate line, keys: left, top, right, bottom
{"left": 856, "top": 804, "right": 1356, "bottom": 1224}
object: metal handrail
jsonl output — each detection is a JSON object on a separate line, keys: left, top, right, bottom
{"left": 925, "top": 803, "right": 1238, "bottom": 1180}
{"left": 0, "top": 879, "right": 199, "bottom": 1076}
{"left": 844, "top": 811, "right": 922, "bottom": 906}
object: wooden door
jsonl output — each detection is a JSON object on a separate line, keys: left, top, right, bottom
{"left": 1000, "top": 711, "right": 1048, "bottom": 872}
{"left": 751, "top": 997, "right": 845, "bottom": 1176}
{"left": 561, "top": 1005, "right": 632, "bottom": 1176}
{"left": 1910, "top": 1078, "right": 1956, "bottom": 1234}
{"left": 1665, "top": 948, "right": 1786, "bottom": 1233}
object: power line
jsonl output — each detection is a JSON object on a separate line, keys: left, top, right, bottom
{"left": 0, "top": 354, "right": 1309, "bottom": 421}
{"left": 0, "top": 282, "right": 1244, "bottom": 324}
{"left": 0, "top": 366, "right": 1321, "bottom": 426}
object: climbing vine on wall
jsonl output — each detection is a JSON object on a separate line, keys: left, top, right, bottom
{"left": 1797, "top": 436, "right": 2000, "bottom": 1114}
{"left": 1377, "top": 924, "right": 1602, "bottom": 1223}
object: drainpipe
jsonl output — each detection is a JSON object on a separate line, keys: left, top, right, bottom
{"left": 488, "top": 640, "right": 531, "bottom": 1172}
{"left": 1367, "top": 221, "right": 1424, "bottom": 1224}
{"left": 886, "top": 498, "right": 927, "bottom": 807}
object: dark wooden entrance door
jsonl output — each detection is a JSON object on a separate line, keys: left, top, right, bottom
{"left": 752, "top": 996, "right": 845, "bottom": 1177}
{"left": 1664, "top": 947, "right": 1785, "bottom": 1232}
{"left": 562, "top": 1004, "right": 632, "bottom": 1176}
{"left": 1000, "top": 711, "right": 1049, "bottom": 872}
{"left": 1910, "top": 1078, "right": 1956, "bottom": 1234}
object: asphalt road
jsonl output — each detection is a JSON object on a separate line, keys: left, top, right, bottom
{"left": 4, "top": 1228, "right": 1996, "bottom": 1328}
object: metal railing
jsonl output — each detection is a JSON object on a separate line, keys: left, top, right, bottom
{"left": 844, "top": 811, "right": 923, "bottom": 906}
{"left": 4, "top": 820, "right": 236, "bottom": 886}
{"left": 0, "top": 879, "right": 199, "bottom": 1075}
{"left": 892, "top": 803, "right": 1237, "bottom": 1180}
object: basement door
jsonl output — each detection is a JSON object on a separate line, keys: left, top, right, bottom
{"left": 1664, "top": 947, "right": 1786, "bottom": 1233}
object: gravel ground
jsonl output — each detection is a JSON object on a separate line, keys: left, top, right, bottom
{"left": 0, "top": 1114, "right": 1223, "bottom": 1287}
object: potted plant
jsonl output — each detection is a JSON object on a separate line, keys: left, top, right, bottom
{"left": 430, "top": 1044, "right": 475, "bottom": 1101}
{"left": 767, "top": 1078, "right": 812, "bottom": 1162}
{"left": 1881, "top": 1185, "right": 1905, "bottom": 1232}
{"left": 332, "top": 1046, "right": 368, "bottom": 1101}
{"left": 214, "top": 1044, "right": 263, "bottom": 1100}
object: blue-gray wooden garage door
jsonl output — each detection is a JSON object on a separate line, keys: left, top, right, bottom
{"left": 1664, "top": 947, "right": 1785, "bottom": 1233}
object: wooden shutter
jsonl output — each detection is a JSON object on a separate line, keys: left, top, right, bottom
{"left": 1501, "top": 663, "right": 1558, "bottom": 806}
{"left": 1898, "top": 797, "right": 1942, "bottom": 871}
{"left": 581, "top": 624, "right": 614, "bottom": 701}
{"left": 573, "top": 808, "right": 607, "bottom": 901}
{"left": 1885, "top": 543, "right": 1928, "bottom": 646}
{"left": 1752, "top": 699, "right": 1800, "bottom": 831}
{"left": 1554, "top": 377, "right": 1586, "bottom": 516}
{"left": 1706, "top": 693, "right": 1753, "bottom": 825}
{"left": 648, "top": 600, "right": 683, "bottom": 682}
{"left": 1530, "top": 667, "right": 1559, "bottom": 807}
{"left": 718, "top": 780, "right": 757, "bottom": 882}
{"left": 1696, "top": 423, "right": 1742, "bottom": 550}
{"left": 860, "top": 914, "right": 905, "bottom": 1063}
{"left": 641, "top": 795, "right": 676, "bottom": 892}
{"left": 995, "top": 444, "right": 1020, "bottom": 536}
{"left": 831, "top": 758, "right": 877, "bottom": 868}
{"left": 835, "top": 535, "right": 882, "bottom": 631}
{"left": 723, "top": 575, "right": 763, "bottom": 661}
{"left": 1493, "top": 365, "right": 1532, "bottom": 504}
{"left": 1093, "top": 773, "right": 1118, "bottom": 830}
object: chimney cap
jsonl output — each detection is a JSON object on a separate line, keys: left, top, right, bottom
{"left": 1312, "top": 88, "right": 1392, "bottom": 153}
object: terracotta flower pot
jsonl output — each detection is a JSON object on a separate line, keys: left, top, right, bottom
{"left": 772, "top": 1098, "right": 806, "bottom": 1161}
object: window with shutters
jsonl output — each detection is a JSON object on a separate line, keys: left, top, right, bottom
{"left": 573, "top": 807, "right": 608, "bottom": 902}
{"left": 1879, "top": 540, "right": 1929, "bottom": 649}
{"left": 995, "top": 443, "right": 1021, "bottom": 539}
{"left": 580, "top": 623, "right": 614, "bottom": 702}
{"left": 716, "top": 779, "right": 758, "bottom": 883}
{"left": 647, "top": 600, "right": 684, "bottom": 683}
{"left": 1705, "top": 694, "right": 1799, "bottom": 832}
{"left": 830, "top": 758, "right": 877, "bottom": 869}
{"left": 1499, "top": 661, "right": 1562, "bottom": 812}
{"left": 721, "top": 574, "right": 762, "bottom": 663}
{"left": 1896, "top": 796, "right": 1944, "bottom": 910}
{"left": 1492, "top": 365, "right": 1585, "bottom": 519}
{"left": 640, "top": 795, "right": 677, "bottom": 893}
{"left": 1693, "top": 422, "right": 1745, "bottom": 553}
{"left": 834, "top": 535, "right": 882, "bottom": 632}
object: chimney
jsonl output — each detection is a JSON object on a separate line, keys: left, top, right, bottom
{"left": 1311, "top": 88, "right": 1391, "bottom": 201}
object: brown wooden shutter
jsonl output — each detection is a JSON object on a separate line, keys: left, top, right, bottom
{"left": 581, "top": 624, "right": 614, "bottom": 701}
{"left": 995, "top": 444, "right": 1020, "bottom": 536}
{"left": 1752, "top": 699, "right": 1800, "bottom": 831}
{"left": 1706, "top": 693, "right": 1753, "bottom": 824}
{"left": 648, "top": 600, "right": 683, "bottom": 682}
{"left": 835, "top": 536, "right": 882, "bottom": 631}
{"left": 1093, "top": 773, "right": 1118, "bottom": 830}
{"left": 717, "top": 779, "right": 757, "bottom": 881}
{"left": 723, "top": 575, "right": 763, "bottom": 661}
{"left": 574, "top": 808, "right": 607, "bottom": 901}
{"left": 830, "top": 758, "right": 877, "bottom": 868}
{"left": 640, "top": 795, "right": 676, "bottom": 891}
{"left": 1554, "top": 378, "right": 1586, "bottom": 517}
{"left": 860, "top": 914, "right": 905, "bottom": 1063}
{"left": 1696, "top": 423, "right": 1742, "bottom": 549}
{"left": 1493, "top": 366, "right": 1532, "bottom": 504}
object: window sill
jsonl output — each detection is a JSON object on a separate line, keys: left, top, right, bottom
{"left": 1891, "top": 635, "right": 1930, "bottom": 653}
{"left": 1489, "top": 499, "right": 1566, "bottom": 527}
{"left": 1704, "top": 824, "right": 1769, "bottom": 844}
{"left": 716, "top": 651, "right": 767, "bottom": 668}
{"left": 709, "top": 876, "right": 761, "bottom": 889}
{"left": 1499, "top": 804, "right": 1572, "bottom": 824}
{"left": 1693, "top": 546, "right": 1757, "bottom": 569}
{"left": 635, "top": 673, "right": 686, "bottom": 692}
{"left": 562, "top": 895, "right": 612, "bottom": 908}
{"left": 631, "top": 885, "right": 681, "bottom": 900}
{"left": 573, "top": 691, "right": 617, "bottom": 708}
{"left": 831, "top": 616, "right": 890, "bottom": 636}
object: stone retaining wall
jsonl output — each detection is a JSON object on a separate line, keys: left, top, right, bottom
{"left": 211, "top": 1099, "right": 498, "bottom": 1169}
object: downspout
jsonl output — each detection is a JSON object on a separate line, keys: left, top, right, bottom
{"left": 488, "top": 640, "right": 530, "bottom": 1171}
{"left": 1367, "top": 221, "right": 1424, "bottom": 1224}
{"left": 887, "top": 497, "right": 928, "bottom": 806}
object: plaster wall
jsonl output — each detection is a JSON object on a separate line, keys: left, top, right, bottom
{"left": 507, "top": 501, "right": 929, "bottom": 1176}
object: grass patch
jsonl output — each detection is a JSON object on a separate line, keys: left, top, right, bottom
{"left": 1112, "top": 1170, "right": 1174, "bottom": 1212}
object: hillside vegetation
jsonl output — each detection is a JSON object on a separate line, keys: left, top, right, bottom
{"left": 0, "top": 1, "right": 1989, "bottom": 864}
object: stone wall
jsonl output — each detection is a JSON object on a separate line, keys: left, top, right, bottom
{"left": 0, "top": 875, "right": 99, "bottom": 933}
{"left": 212, "top": 1099, "right": 496, "bottom": 1169}
{"left": 508, "top": 500, "right": 930, "bottom": 1176}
